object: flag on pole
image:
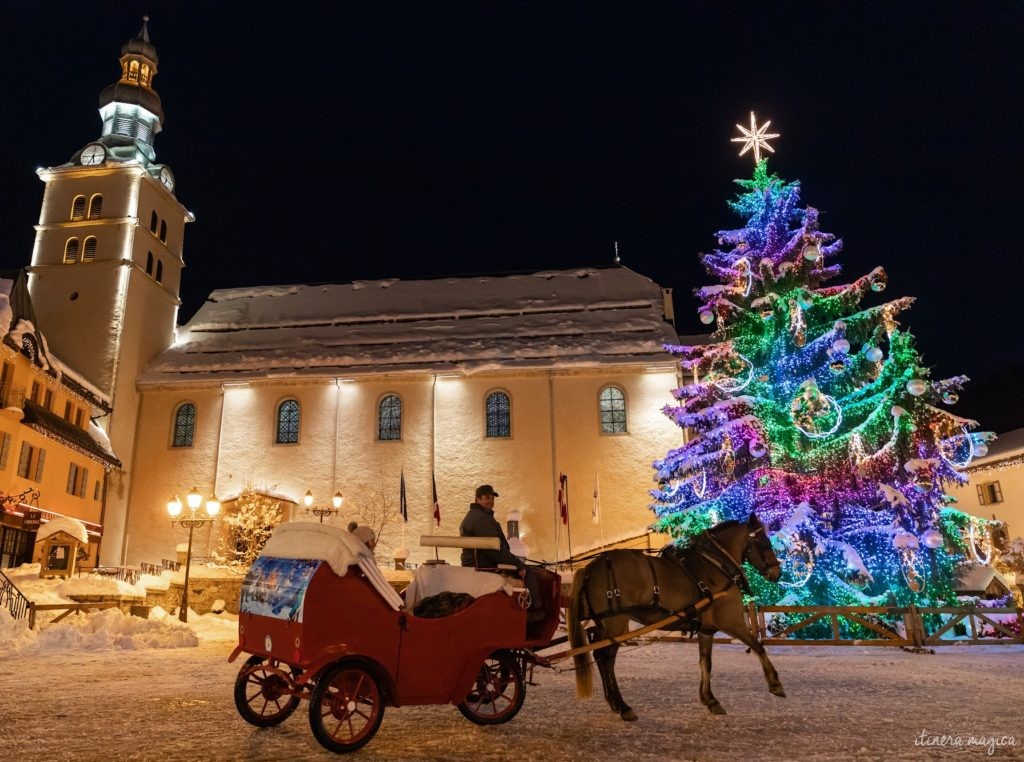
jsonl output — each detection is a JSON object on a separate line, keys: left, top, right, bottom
{"left": 558, "top": 472, "right": 569, "bottom": 525}
{"left": 400, "top": 469, "right": 408, "bottom": 522}
{"left": 432, "top": 472, "right": 441, "bottom": 526}
{"left": 592, "top": 470, "right": 601, "bottom": 524}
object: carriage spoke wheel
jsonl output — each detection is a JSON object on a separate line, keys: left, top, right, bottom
{"left": 233, "top": 655, "right": 301, "bottom": 727}
{"left": 309, "top": 662, "right": 385, "bottom": 753}
{"left": 457, "top": 651, "right": 526, "bottom": 725}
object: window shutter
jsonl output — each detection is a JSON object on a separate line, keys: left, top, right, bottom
{"left": 17, "top": 443, "right": 31, "bottom": 479}
{"left": 993, "top": 482, "right": 1003, "bottom": 503}
{"left": 977, "top": 484, "right": 986, "bottom": 505}
{"left": 0, "top": 432, "right": 10, "bottom": 470}
{"left": 34, "top": 448, "right": 46, "bottom": 482}
{"left": 67, "top": 464, "right": 78, "bottom": 494}
{"left": 80, "top": 468, "right": 89, "bottom": 499}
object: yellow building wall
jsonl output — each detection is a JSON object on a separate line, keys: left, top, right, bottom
{"left": 123, "top": 368, "right": 683, "bottom": 566}
{"left": 0, "top": 345, "right": 108, "bottom": 565}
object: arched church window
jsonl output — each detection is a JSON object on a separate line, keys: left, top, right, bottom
{"left": 276, "top": 399, "right": 300, "bottom": 444}
{"left": 377, "top": 395, "right": 402, "bottom": 441}
{"left": 88, "top": 194, "right": 103, "bottom": 219}
{"left": 150, "top": 211, "right": 158, "bottom": 233}
{"left": 156, "top": 260, "right": 163, "bottom": 283}
{"left": 146, "top": 252, "right": 154, "bottom": 275}
{"left": 82, "top": 237, "right": 97, "bottom": 263}
{"left": 128, "top": 60, "right": 139, "bottom": 82}
{"left": 140, "top": 64, "right": 151, "bottom": 87}
{"left": 159, "top": 220, "right": 167, "bottom": 243}
{"left": 599, "top": 385, "right": 628, "bottom": 434}
{"left": 63, "top": 238, "right": 79, "bottom": 264}
{"left": 71, "top": 196, "right": 86, "bottom": 221}
{"left": 171, "top": 403, "right": 196, "bottom": 448}
{"left": 485, "top": 391, "right": 511, "bottom": 438}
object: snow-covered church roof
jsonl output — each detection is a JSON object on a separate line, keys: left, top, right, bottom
{"left": 140, "top": 267, "right": 682, "bottom": 384}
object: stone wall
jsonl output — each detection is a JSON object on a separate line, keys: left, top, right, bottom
{"left": 145, "top": 576, "right": 245, "bottom": 616}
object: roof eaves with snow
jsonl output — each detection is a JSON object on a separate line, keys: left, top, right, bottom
{"left": 139, "top": 267, "right": 682, "bottom": 385}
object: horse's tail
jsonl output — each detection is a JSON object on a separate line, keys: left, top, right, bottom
{"left": 568, "top": 565, "right": 593, "bottom": 699}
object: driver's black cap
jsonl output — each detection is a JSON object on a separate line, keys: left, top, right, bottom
{"left": 475, "top": 484, "right": 499, "bottom": 498}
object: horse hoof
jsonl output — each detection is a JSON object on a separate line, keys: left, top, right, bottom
{"left": 708, "top": 704, "right": 727, "bottom": 715}
{"left": 620, "top": 709, "right": 638, "bottom": 722}
{"left": 771, "top": 688, "right": 786, "bottom": 698}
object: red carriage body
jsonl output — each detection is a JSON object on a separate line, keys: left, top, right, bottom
{"left": 229, "top": 523, "right": 560, "bottom": 753}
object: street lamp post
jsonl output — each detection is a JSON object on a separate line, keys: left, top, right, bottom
{"left": 304, "top": 489, "right": 344, "bottom": 523}
{"left": 167, "top": 487, "right": 220, "bottom": 623}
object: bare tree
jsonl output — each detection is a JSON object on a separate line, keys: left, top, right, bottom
{"left": 219, "top": 484, "right": 285, "bottom": 567}
{"left": 342, "top": 463, "right": 402, "bottom": 557}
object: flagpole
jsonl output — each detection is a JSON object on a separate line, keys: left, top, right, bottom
{"left": 565, "top": 475, "right": 572, "bottom": 568}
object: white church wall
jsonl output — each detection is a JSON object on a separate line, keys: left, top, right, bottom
{"left": 124, "top": 367, "right": 683, "bottom": 567}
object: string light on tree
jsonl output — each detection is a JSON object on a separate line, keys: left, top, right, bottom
{"left": 650, "top": 115, "right": 996, "bottom": 615}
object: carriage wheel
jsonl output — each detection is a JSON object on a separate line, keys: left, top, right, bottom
{"left": 309, "top": 662, "right": 385, "bottom": 753}
{"left": 234, "top": 655, "right": 302, "bottom": 727}
{"left": 457, "top": 651, "right": 526, "bottom": 725}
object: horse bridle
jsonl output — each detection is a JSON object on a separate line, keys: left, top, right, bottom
{"left": 699, "top": 522, "right": 780, "bottom": 594}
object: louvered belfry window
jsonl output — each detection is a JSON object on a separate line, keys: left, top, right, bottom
{"left": 378, "top": 395, "right": 402, "bottom": 441}
{"left": 88, "top": 194, "right": 103, "bottom": 219}
{"left": 276, "top": 399, "right": 300, "bottom": 444}
{"left": 71, "top": 196, "right": 86, "bottom": 220}
{"left": 486, "top": 391, "right": 511, "bottom": 438}
{"left": 82, "top": 237, "right": 97, "bottom": 262}
{"left": 64, "top": 238, "right": 80, "bottom": 264}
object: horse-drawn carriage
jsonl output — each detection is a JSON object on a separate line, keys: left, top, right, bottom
{"left": 229, "top": 514, "right": 784, "bottom": 752}
{"left": 228, "top": 522, "right": 561, "bottom": 752}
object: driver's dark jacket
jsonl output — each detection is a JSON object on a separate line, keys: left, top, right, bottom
{"left": 459, "top": 502, "right": 525, "bottom": 570}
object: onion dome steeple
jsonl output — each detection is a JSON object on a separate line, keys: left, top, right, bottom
{"left": 95, "top": 17, "right": 164, "bottom": 165}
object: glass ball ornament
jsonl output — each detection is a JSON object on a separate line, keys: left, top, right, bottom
{"left": 749, "top": 440, "right": 768, "bottom": 458}
{"left": 973, "top": 442, "right": 989, "bottom": 457}
{"left": 865, "top": 346, "right": 883, "bottom": 363}
{"left": 893, "top": 530, "right": 919, "bottom": 550}
{"left": 891, "top": 405, "right": 907, "bottom": 418}
{"left": 942, "top": 391, "right": 959, "bottom": 405}
{"left": 699, "top": 309, "right": 715, "bottom": 325}
{"left": 802, "top": 243, "right": 821, "bottom": 262}
{"left": 832, "top": 338, "right": 851, "bottom": 355}
{"left": 921, "top": 528, "right": 944, "bottom": 549}
{"left": 906, "top": 379, "right": 928, "bottom": 396}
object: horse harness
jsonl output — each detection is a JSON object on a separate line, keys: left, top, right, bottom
{"left": 584, "top": 526, "right": 768, "bottom": 626}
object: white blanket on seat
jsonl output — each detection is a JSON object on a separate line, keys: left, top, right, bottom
{"left": 405, "top": 564, "right": 515, "bottom": 609}
{"left": 261, "top": 521, "right": 404, "bottom": 610}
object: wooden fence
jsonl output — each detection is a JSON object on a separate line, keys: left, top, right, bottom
{"left": 745, "top": 603, "right": 1024, "bottom": 647}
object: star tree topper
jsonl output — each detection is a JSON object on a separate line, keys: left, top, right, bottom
{"left": 731, "top": 111, "right": 780, "bottom": 164}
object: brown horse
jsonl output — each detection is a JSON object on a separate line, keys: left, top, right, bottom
{"left": 567, "top": 513, "right": 784, "bottom": 721}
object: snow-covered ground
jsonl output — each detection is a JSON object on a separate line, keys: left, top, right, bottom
{"left": 2, "top": 626, "right": 1022, "bottom": 760}
{"left": 2, "top": 564, "right": 1021, "bottom": 760}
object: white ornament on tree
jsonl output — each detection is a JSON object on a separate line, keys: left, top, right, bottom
{"left": 906, "top": 379, "right": 927, "bottom": 396}
{"left": 865, "top": 346, "right": 883, "bottom": 363}
{"left": 699, "top": 309, "right": 715, "bottom": 325}
{"left": 832, "top": 338, "right": 851, "bottom": 355}
{"left": 921, "top": 528, "right": 944, "bottom": 549}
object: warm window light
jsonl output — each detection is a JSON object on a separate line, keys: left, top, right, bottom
{"left": 167, "top": 495, "right": 183, "bottom": 518}
{"left": 205, "top": 496, "right": 221, "bottom": 517}
{"left": 304, "top": 490, "right": 314, "bottom": 508}
{"left": 186, "top": 487, "right": 202, "bottom": 511}
{"left": 332, "top": 492, "right": 344, "bottom": 509}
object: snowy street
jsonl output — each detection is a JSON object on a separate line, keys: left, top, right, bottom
{"left": 2, "top": 637, "right": 1022, "bottom": 761}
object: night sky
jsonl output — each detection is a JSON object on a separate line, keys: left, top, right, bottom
{"left": 1, "top": 3, "right": 1022, "bottom": 430}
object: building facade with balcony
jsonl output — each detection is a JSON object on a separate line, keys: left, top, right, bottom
{"left": 0, "top": 272, "right": 121, "bottom": 567}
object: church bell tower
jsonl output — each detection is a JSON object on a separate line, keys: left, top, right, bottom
{"left": 26, "top": 18, "right": 193, "bottom": 564}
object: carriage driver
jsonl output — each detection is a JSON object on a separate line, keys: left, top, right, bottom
{"left": 459, "top": 485, "right": 542, "bottom": 615}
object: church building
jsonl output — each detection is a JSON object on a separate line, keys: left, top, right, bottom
{"left": 16, "top": 20, "right": 688, "bottom": 569}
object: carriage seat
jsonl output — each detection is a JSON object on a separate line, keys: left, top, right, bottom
{"left": 407, "top": 535, "right": 520, "bottom": 610}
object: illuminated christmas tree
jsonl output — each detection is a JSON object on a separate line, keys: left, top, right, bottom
{"left": 651, "top": 115, "right": 997, "bottom": 607}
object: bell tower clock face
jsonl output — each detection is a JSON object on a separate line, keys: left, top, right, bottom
{"left": 159, "top": 166, "right": 175, "bottom": 191}
{"left": 80, "top": 144, "right": 106, "bottom": 166}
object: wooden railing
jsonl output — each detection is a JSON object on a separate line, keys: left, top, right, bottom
{"left": 0, "top": 568, "right": 30, "bottom": 622}
{"left": 746, "top": 603, "right": 1024, "bottom": 647}
{"left": 92, "top": 566, "right": 141, "bottom": 586}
